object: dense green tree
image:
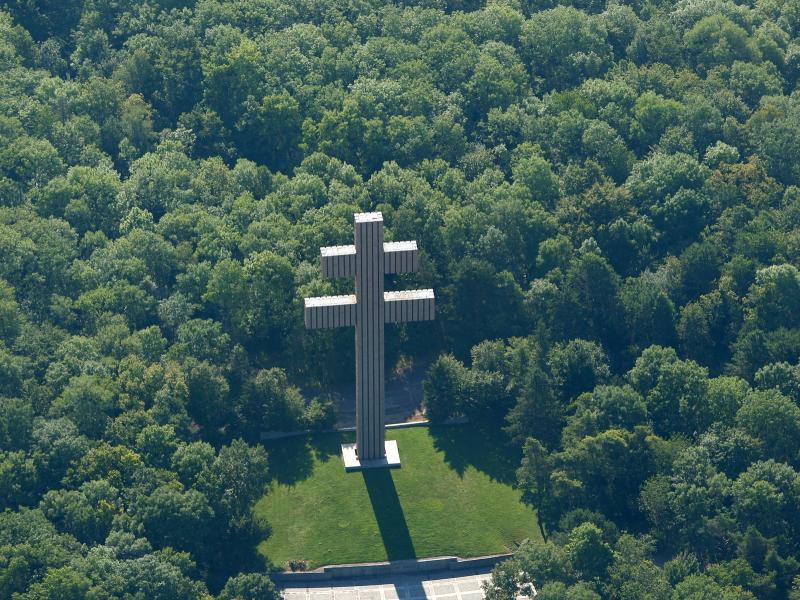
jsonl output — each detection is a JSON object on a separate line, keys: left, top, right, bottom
{"left": 219, "top": 572, "right": 280, "bottom": 600}
{"left": 39, "top": 479, "right": 118, "bottom": 544}
{"left": 506, "top": 366, "right": 563, "bottom": 448}
{"left": 746, "top": 96, "right": 800, "bottom": 185}
{"left": 65, "top": 442, "right": 143, "bottom": 489}
{"left": 754, "top": 361, "right": 800, "bottom": 402}
{"left": 465, "top": 42, "right": 528, "bottom": 118}
{"left": 48, "top": 375, "right": 116, "bottom": 438}
{"left": 236, "top": 92, "right": 302, "bottom": 172}
{"left": 1, "top": 0, "right": 800, "bottom": 593}
{"left": 626, "top": 152, "right": 708, "bottom": 217}
{"left": 671, "top": 574, "right": 756, "bottom": 599}
{"left": 0, "top": 136, "right": 64, "bottom": 197}
{"left": 182, "top": 358, "right": 231, "bottom": 432}
{"left": 558, "top": 252, "right": 624, "bottom": 357}
{"left": 35, "top": 165, "right": 122, "bottom": 234}
{"left": 745, "top": 264, "right": 800, "bottom": 331}
{"left": 135, "top": 424, "right": 179, "bottom": 469}
{"left": 705, "top": 377, "right": 751, "bottom": 427}
{"left": 684, "top": 16, "right": 760, "bottom": 73}
{"left": 171, "top": 440, "right": 215, "bottom": 487}
{"left": 536, "top": 582, "right": 601, "bottom": 600}
{"left": 621, "top": 278, "right": 677, "bottom": 354}
{"left": 445, "top": 257, "right": 525, "bottom": 353}
{"left": 631, "top": 92, "right": 683, "bottom": 151}
{"left": 20, "top": 566, "right": 92, "bottom": 600}
{"left": 678, "top": 289, "right": 741, "bottom": 370}
{"left": 565, "top": 522, "right": 613, "bottom": 580}
{"left": 90, "top": 548, "right": 209, "bottom": 599}
{"left": 134, "top": 484, "right": 214, "bottom": 555}
{"left": 736, "top": 390, "right": 800, "bottom": 463}
{"left": 485, "top": 539, "right": 574, "bottom": 599}
{"left": 237, "top": 368, "right": 304, "bottom": 436}
{"left": 561, "top": 385, "right": 648, "bottom": 445}
{"left": 512, "top": 143, "right": 561, "bottom": 207}
{"left": 0, "top": 279, "right": 20, "bottom": 343}
{"left": 423, "top": 353, "right": 469, "bottom": 422}
{"left": 519, "top": 7, "right": 612, "bottom": 91}
{"left": 0, "top": 449, "right": 38, "bottom": 509}
{"left": 645, "top": 358, "right": 711, "bottom": 436}
{"left": 547, "top": 339, "right": 610, "bottom": 404}
{"left": 606, "top": 534, "right": 672, "bottom": 599}
{"left": 0, "top": 396, "right": 33, "bottom": 451}
{"left": 30, "top": 418, "right": 90, "bottom": 488}
{"left": 170, "top": 319, "right": 232, "bottom": 365}
{"left": 198, "top": 439, "right": 268, "bottom": 523}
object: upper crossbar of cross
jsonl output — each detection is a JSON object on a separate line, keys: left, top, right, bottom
{"left": 304, "top": 213, "right": 434, "bottom": 329}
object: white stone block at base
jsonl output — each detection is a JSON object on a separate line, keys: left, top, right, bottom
{"left": 341, "top": 440, "right": 400, "bottom": 471}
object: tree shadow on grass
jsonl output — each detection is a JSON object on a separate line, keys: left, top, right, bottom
{"left": 429, "top": 425, "right": 520, "bottom": 486}
{"left": 265, "top": 432, "right": 343, "bottom": 486}
{"left": 363, "top": 468, "right": 416, "bottom": 561}
{"left": 264, "top": 436, "right": 315, "bottom": 486}
{"left": 310, "top": 431, "right": 347, "bottom": 462}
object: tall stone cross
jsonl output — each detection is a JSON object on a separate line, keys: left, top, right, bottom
{"left": 304, "top": 212, "right": 434, "bottom": 469}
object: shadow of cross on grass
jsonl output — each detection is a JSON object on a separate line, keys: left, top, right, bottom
{"left": 362, "top": 469, "right": 416, "bottom": 561}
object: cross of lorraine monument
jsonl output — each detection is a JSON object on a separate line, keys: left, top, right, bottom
{"left": 304, "top": 212, "right": 434, "bottom": 471}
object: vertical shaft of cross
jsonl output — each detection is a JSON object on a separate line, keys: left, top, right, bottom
{"left": 355, "top": 213, "right": 385, "bottom": 460}
{"left": 304, "top": 211, "right": 435, "bottom": 469}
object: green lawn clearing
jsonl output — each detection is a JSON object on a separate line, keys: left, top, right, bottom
{"left": 254, "top": 425, "right": 541, "bottom": 569}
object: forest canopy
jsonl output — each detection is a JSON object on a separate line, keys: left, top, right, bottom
{"left": 0, "top": 0, "right": 800, "bottom": 597}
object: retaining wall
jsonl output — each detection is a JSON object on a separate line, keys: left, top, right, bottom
{"left": 269, "top": 553, "right": 512, "bottom": 583}
{"left": 260, "top": 417, "right": 468, "bottom": 441}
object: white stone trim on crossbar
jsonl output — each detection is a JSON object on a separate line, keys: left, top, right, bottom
{"left": 322, "top": 241, "right": 420, "bottom": 278}
{"left": 305, "top": 295, "right": 357, "bottom": 329}
{"left": 321, "top": 245, "right": 357, "bottom": 278}
{"left": 384, "top": 241, "right": 419, "bottom": 274}
{"left": 384, "top": 289, "right": 435, "bottom": 323}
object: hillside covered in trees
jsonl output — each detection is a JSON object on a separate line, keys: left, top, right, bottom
{"left": 1, "top": 0, "right": 800, "bottom": 597}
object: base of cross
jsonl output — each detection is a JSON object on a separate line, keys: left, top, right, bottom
{"left": 341, "top": 440, "right": 401, "bottom": 471}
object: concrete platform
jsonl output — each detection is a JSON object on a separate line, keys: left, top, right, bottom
{"left": 342, "top": 440, "right": 400, "bottom": 471}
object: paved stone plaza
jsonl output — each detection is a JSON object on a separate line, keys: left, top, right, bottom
{"left": 281, "top": 570, "right": 493, "bottom": 600}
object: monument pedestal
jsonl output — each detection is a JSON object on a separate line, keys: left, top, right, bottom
{"left": 341, "top": 440, "right": 400, "bottom": 471}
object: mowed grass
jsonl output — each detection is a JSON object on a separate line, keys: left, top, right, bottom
{"left": 254, "top": 426, "right": 541, "bottom": 569}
